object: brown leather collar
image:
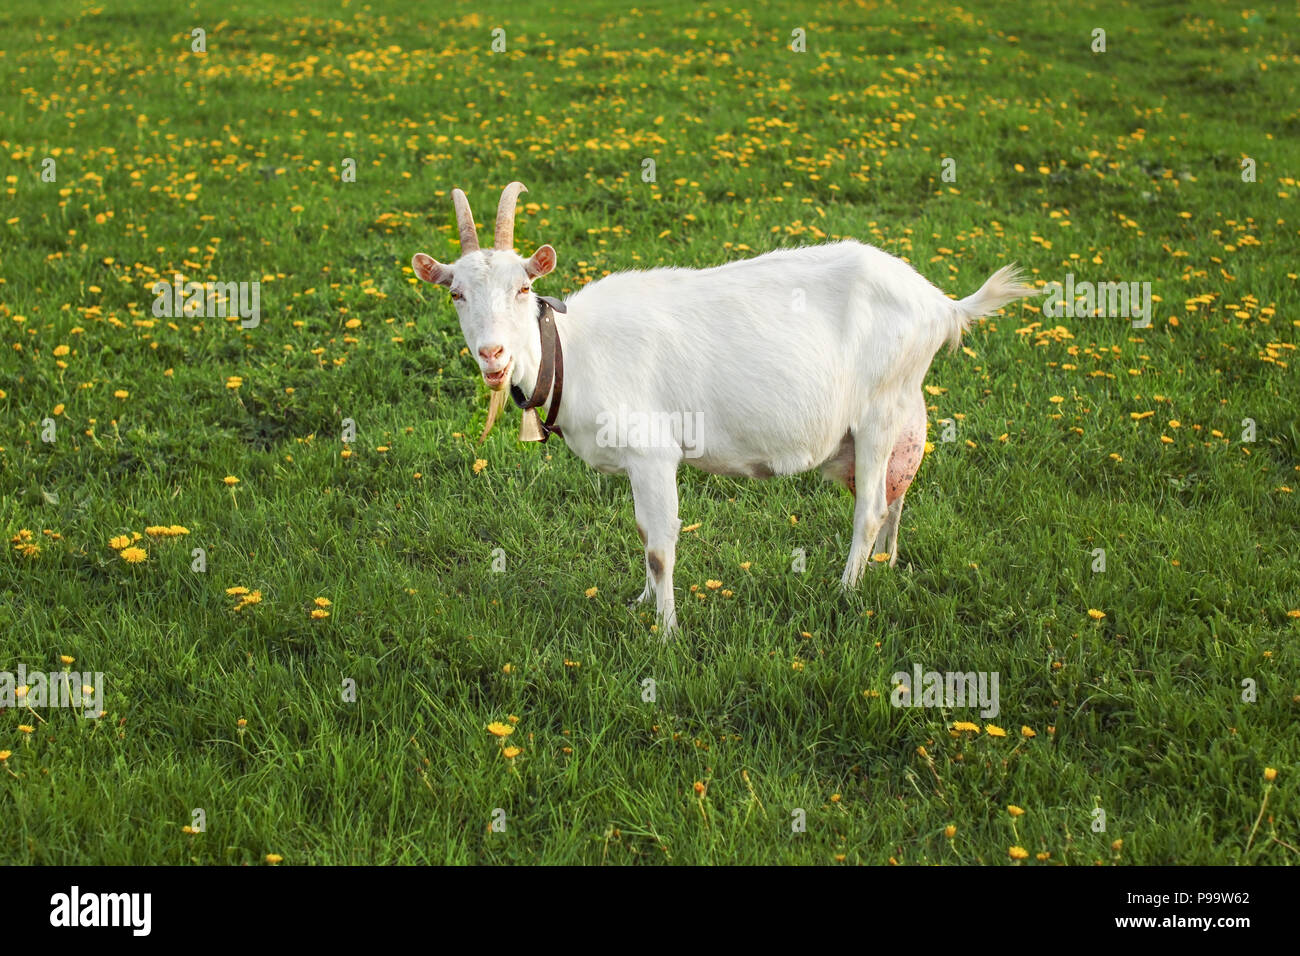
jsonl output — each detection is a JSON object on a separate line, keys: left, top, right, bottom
{"left": 510, "top": 295, "right": 566, "bottom": 442}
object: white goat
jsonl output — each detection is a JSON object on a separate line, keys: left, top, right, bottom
{"left": 413, "top": 182, "right": 1035, "bottom": 633}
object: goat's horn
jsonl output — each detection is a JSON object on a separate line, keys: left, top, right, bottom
{"left": 451, "top": 188, "right": 479, "bottom": 253}
{"left": 494, "top": 181, "right": 528, "bottom": 250}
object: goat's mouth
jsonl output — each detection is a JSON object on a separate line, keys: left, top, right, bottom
{"left": 483, "top": 360, "right": 512, "bottom": 391}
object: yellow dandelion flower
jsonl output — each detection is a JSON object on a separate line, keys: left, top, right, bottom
{"left": 693, "top": 781, "right": 706, "bottom": 795}
{"left": 502, "top": 663, "right": 514, "bottom": 674}
{"left": 1088, "top": 608, "right": 1106, "bottom": 620}
{"left": 237, "top": 718, "right": 247, "bottom": 728}
{"left": 472, "top": 458, "right": 487, "bottom": 474}
{"left": 61, "top": 655, "right": 74, "bottom": 665}
{"left": 1049, "top": 395, "right": 1064, "bottom": 404}
{"left": 113, "top": 389, "right": 129, "bottom": 399}
{"left": 223, "top": 475, "right": 239, "bottom": 485}
{"left": 1036, "top": 852, "right": 1050, "bottom": 861}
{"left": 507, "top": 715, "right": 519, "bottom": 724}
{"left": 584, "top": 586, "right": 598, "bottom": 598}
{"left": 314, "top": 597, "right": 331, "bottom": 607}
{"left": 952, "top": 721, "right": 980, "bottom": 733}
{"left": 739, "top": 561, "right": 751, "bottom": 570}
{"left": 0, "top": 751, "right": 10, "bottom": 762}
{"left": 986, "top": 724, "right": 1007, "bottom": 737}
{"left": 1264, "top": 767, "right": 1277, "bottom": 781}
{"left": 502, "top": 746, "right": 522, "bottom": 759}
{"left": 486, "top": 722, "right": 514, "bottom": 737}
{"left": 705, "top": 579, "right": 722, "bottom": 590}
{"left": 108, "top": 535, "right": 131, "bottom": 550}
{"left": 120, "top": 546, "right": 147, "bottom": 563}
{"left": 1008, "top": 805, "right": 1025, "bottom": 817}
{"left": 18, "top": 725, "right": 34, "bottom": 734}
{"left": 265, "top": 854, "right": 283, "bottom": 865}
{"left": 225, "top": 586, "right": 249, "bottom": 595}
{"left": 944, "top": 825, "right": 956, "bottom": 839}
{"left": 310, "top": 609, "right": 329, "bottom": 619}
{"left": 231, "top": 591, "right": 262, "bottom": 612}
{"left": 1009, "top": 846, "right": 1029, "bottom": 860}
{"left": 1021, "top": 726, "right": 1036, "bottom": 738}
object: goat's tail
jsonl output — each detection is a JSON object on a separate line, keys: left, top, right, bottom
{"left": 946, "top": 263, "right": 1039, "bottom": 351}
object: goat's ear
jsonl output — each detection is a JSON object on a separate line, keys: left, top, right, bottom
{"left": 412, "top": 252, "right": 452, "bottom": 287}
{"left": 525, "top": 244, "right": 556, "bottom": 279}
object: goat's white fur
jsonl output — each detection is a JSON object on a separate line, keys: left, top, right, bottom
{"left": 413, "top": 187, "right": 1036, "bottom": 635}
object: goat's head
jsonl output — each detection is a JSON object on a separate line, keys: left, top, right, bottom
{"left": 412, "top": 182, "right": 556, "bottom": 394}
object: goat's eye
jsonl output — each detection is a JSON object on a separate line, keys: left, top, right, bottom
{"left": 450, "top": 290, "right": 464, "bottom": 301}
{"left": 519, "top": 286, "right": 530, "bottom": 295}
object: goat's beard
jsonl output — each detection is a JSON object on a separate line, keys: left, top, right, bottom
{"left": 478, "top": 382, "right": 511, "bottom": 444}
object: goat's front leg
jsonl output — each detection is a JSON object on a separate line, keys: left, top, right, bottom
{"left": 633, "top": 521, "right": 652, "bottom": 604}
{"left": 628, "top": 457, "right": 681, "bottom": 635}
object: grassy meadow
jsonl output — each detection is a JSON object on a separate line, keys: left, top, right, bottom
{"left": 0, "top": 0, "right": 1297, "bottom": 864}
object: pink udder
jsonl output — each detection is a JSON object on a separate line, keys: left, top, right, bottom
{"left": 885, "top": 391, "right": 927, "bottom": 504}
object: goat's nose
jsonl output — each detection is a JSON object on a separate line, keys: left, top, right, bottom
{"left": 478, "top": 344, "right": 505, "bottom": 363}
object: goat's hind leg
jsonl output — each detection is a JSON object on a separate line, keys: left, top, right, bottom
{"left": 871, "top": 494, "right": 905, "bottom": 568}
{"left": 870, "top": 388, "right": 926, "bottom": 568}
{"left": 841, "top": 414, "right": 893, "bottom": 588}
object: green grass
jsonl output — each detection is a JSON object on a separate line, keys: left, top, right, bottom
{"left": 0, "top": 0, "right": 1296, "bottom": 865}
